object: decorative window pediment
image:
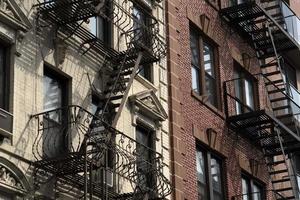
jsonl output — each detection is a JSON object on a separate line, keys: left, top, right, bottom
{"left": 0, "top": 157, "right": 29, "bottom": 194}
{"left": 129, "top": 89, "right": 168, "bottom": 121}
{"left": 0, "top": 0, "right": 31, "bottom": 33}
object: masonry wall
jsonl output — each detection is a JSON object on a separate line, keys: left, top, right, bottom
{"left": 166, "top": 0, "right": 275, "bottom": 199}
{"left": 0, "top": 0, "right": 170, "bottom": 198}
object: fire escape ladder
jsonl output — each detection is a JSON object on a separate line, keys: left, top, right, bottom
{"left": 263, "top": 125, "right": 296, "bottom": 200}
{"left": 249, "top": 21, "right": 299, "bottom": 200}
{"left": 99, "top": 50, "right": 144, "bottom": 128}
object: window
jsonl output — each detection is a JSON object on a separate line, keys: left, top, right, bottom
{"left": 190, "top": 28, "right": 219, "bottom": 108}
{"left": 234, "top": 62, "right": 258, "bottom": 114}
{"left": 0, "top": 45, "right": 9, "bottom": 111}
{"left": 43, "top": 67, "right": 69, "bottom": 158}
{"left": 196, "top": 147, "right": 224, "bottom": 200}
{"left": 283, "top": 62, "right": 297, "bottom": 88}
{"left": 136, "top": 125, "right": 155, "bottom": 190}
{"left": 44, "top": 68, "right": 68, "bottom": 122}
{"left": 241, "top": 175, "right": 264, "bottom": 200}
{"left": 89, "top": 1, "right": 111, "bottom": 45}
{"left": 133, "top": 4, "right": 153, "bottom": 82}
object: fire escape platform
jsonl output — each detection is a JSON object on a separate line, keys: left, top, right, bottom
{"left": 35, "top": 0, "right": 162, "bottom": 65}
{"left": 220, "top": 2, "right": 300, "bottom": 54}
{"left": 228, "top": 109, "right": 300, "bottom": 151}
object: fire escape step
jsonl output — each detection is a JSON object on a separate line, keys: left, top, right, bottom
{"left": 258, "top": 53, "right": 275, "bottom": 59}
{"left": 107, "top": 78, "right": 130, "bottom": 86}
{"left": 265, "top": 79, "right": 283, "bottom": 85}
{"left": 276, "top": 113, "right": 293, "bottom": 119}
{"left": 265, "top": 4, "right": 280, "bottom": 11}
{"left": 264, "top": 70, "right": 281, "bottom": 77}
{"left": 269, "top": 169, "right": 288, "bottom": 175}
{"left": 110, "top": 70, "right": 133, "bottom": 78}
{"left": 273, "top": 105, "right": 290, "bottom": 111}
{"left": 267, "top": 88, "right": 285, "bottom": 94}
{"left": 275, "top": 187, "right": 293, "bottom": 192}
{"left": 105, "top": 95, "right": 124, "bottom": 101}
{"left": 271, "top": 177, "right": 290, "bottom": 184}
{"left": 266, "top": 159, "right": 285, "bottom": 166}
{"left": 261, "top": 62, "right": 278, "bottom": 69}
{"left": 270, "top": 96, "right": 288, "bottom": 102}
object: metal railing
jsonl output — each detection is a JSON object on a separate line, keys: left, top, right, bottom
{"left": 224, "top": 73, "right": 300, "bottom": 129}
{"left": 280, "top": 0, "right": 300, "bottom": 45}
{"left": 35, "top": 0, "right": 166, "bottom": 60}
{"left": 30, "top": 105, "right": 172, "bottom": 199}
{"left": 224, "top": 0, "right": 300, "bottom": 48}
{"left": 231, "top": 190, "right": 291, "bottom": 200}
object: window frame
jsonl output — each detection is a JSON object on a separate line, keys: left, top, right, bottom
{"left": 233, "top": 62, "right": 259, "bottom": 114}
{"left": 89, "top": 0, "right": 112, "bottom": 46}
{"left": 43, "top": 65, "right": 71, "bottom": 158}
{"left": 190, "top": 27, "right": 221, "bottom": 109}
{"left": 241, "top": 173, "right": 265, "bottom": 200}
{"left": 135, "top": 123, "right": 156, "bottom": 192}
{"left": 196, "top": 145, "right": 225, "bottom": 200}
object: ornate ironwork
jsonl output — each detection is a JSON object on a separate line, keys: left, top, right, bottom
{"left": 35, "top": 0, "right": 166, "bottom": 61}
{"left": 31, "top": 105, "right": 172, "bottom": 199}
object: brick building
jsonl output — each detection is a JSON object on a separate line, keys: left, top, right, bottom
{"left": 167, "top": 0, "right": 300, "bottom": 200}
{"left": 0, "top": 0, "right": 171, "bottom": 199}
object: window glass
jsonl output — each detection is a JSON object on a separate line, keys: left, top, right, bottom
{"left": 196, "top": 148, "right": 224, "bottom": 200}
{"left": 252, "top": 183, "right": 262, "bottom": 200}
{"left": 196, "top": 149, "right": 208, "bottom": 200}
{"left": 43, "top": 68, "right": 68, "bottom": 158}
{"left": 242, "top": 178, "right": 250, "bottom": 200}
{"left": 191, "top": 31, "right": 200, "bottom": 67}
{"left": 211, "top": 157, "right": 223, "bottom": 200}
{"left": 0, "top": 46, "right": 5, "bottom": 109}
{"left": 234, "top": 63, "right": 256, "bottom": 114}
{"left": 43, "top": 73, "right": 63, "bottom": 122}
{"left": 136, "top": 126, "right": 153, "bottom": 189}
{"left": 190, "top": 29, "right": 219, "bottom": 108}
{"left": 192, "top": 66, "right": 200, "bottom": 94}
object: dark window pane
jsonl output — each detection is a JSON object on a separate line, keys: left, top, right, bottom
{"left": 139, "top": 64, "right": 152, "bottom": 82}
{"left": 190, "top": 31, "right": 200, "bottom": 66}
{"left": 136, "top": 126, "right": 153, "bottom": 189}
{"left": 205, "top": 75, "right": 217, "bottom": 106}
{"left": 211, "top": 157, "right": 223, "bottom": 200}
{"left": 196, "top": 149, "right": 208, "bottom": 200}
{"left": 0, "top": 47, "right": 5, "bottom": 109}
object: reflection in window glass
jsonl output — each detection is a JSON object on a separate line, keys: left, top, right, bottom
{"left": 196, "top": 149, "right": 208, "bottom": 200}
{"left": 242, "top": 178, "right": 250, "bottom": 200}
{"left": 211, "top": 157, "right": 223, "bottom": 200}
{"left": 43, "top": 73, "right": 63, "bottom": 122}
{"left": 252, "top": 183, "right": 262, "bottom": 200}
{"left": 192, "top": 66, "right": 200, "bottom": 94}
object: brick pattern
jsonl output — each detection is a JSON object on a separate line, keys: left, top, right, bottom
{"left": 167, "top": 0, "right": 275, "bottom": 199}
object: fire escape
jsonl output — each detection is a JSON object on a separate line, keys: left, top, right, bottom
{"left": 30, "top": 0, "right": 171, "bottom": 199}
{"left": 221, "top": 0, "right": 300, "bottom": 199}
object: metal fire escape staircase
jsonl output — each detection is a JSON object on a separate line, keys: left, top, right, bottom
{"left": 31, "top": 0, "right": 171, "bottom": 199}
{"left": 221, "top": 0, "right": 300, "bottom": 199}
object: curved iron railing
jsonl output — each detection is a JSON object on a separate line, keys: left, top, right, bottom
{"left": 30, "top": 105, "right": 172, "bottom": 199}
{"left": 35, "top": 0, "right": 166, "bottom": 60}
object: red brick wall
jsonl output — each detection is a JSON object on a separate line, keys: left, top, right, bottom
{"left": 166, "top": 0, "right": 274, "bottom": 199}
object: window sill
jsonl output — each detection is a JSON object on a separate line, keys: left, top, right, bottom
{"left": 136, "top": 74, "right": 157, "bottom": 92}
{"left": 191, "top": 91, "right": 225, "bottom": 120}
